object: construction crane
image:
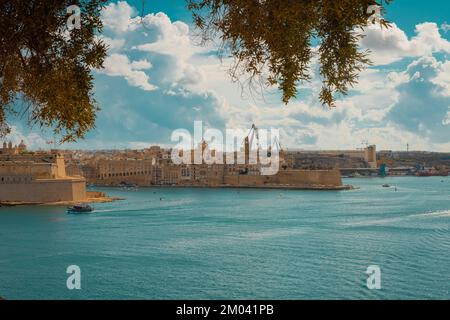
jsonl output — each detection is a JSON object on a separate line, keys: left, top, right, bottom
{"left": 238, "top": 124, "right": 259, "bottom": 174}
{"left": 243, "top": 124, "right": 260, "bottom": 151}
{"left": 242, "top": 124, "right": 284, "bottom": 157}
{"left": 240, "top": 123, "right": 289, "bottom": 173}
{"left": 268, "top": 135, "right": 283, "bottom": 157}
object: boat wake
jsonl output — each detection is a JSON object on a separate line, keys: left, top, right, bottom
{"left": 414, "top": 209, "right": 450, "bottom": 218}
{"left": 341, "top": 209, "right": 450, "bottom": 227}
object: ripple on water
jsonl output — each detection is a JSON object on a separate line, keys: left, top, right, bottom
{"left": 0, "top": 177, "right": 449, "bottom": 299}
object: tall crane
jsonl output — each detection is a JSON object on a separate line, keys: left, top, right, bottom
{"left": 244, "top": 124, "right": 260, "bottom": 151}
{"left": 240, "top": 123, "right": 288, "bottom": 173}
{"left": 269, "top": 135, "right": 283, "bottom": 157}
{"left": 242, "top": 124, "right": 284, "bottom": 157}
{"left": 239, "top": 124, "right": 259, "bottom": 173}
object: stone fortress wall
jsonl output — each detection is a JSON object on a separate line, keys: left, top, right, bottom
{"left": 0, "top": 178, "right": 86, "bottom": 203}
{"left": 292, "top": 145, "right": 377, "bottom": 168}
{"left": 90, "top": 143, "right": 345, "bottom": 190}
{"left": 224, "top": 169, "right": 343, "bottom": 188}
{"left": 0, "top": 141, "right": 87, "bottom": 204}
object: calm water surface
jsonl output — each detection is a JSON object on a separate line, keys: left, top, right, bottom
{"left": 0, "top": 177, "right": 449, "bottom": 299}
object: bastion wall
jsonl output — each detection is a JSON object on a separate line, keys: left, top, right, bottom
{"left": 223, "top": 169, "right": 343, "bottom": 187}
{"left": 0, "top": 178, "right": 87, "bottom": 203}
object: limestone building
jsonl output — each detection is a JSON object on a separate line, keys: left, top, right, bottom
{"left": 292, "top": 145, "right": 378, "bottom": 169}
{"left": 0, "top": 140, "right": 27, "bottom": 155}
{"left": 0, "top": 142, "right": 87, "bottom": 204}
{"left": 91, "top": 144, "right": 344, "bottom": 190}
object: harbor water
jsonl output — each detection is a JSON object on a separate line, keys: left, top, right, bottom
{"left": 0, "top": 177, "right": 449, "bottom": 299}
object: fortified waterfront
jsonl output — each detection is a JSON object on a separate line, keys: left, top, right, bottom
{"left": 2, "top": 138, "right": 449, "bottom": 205}
{"left": 0, "top": 141, "right": 117, "bottom": 205}
{"left": 0, "top": 137, "right": 381, "bottom": 205}
{"left": 1, "top": 138, "right": 351, "bottom": 207}
{"left": 74, "top": 141, "right": 349, "bottom": 190}
{"left": 70, "top": 140, "right": 378, "bottom": 190}
{"left": 0, "top": 176, "right": 448, "bottom": 299}
{"left": 0, "top": 141, "right": 86, "bottom": 204}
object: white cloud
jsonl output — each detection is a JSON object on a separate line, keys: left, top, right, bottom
{"left": 442, "top": 23, "right": 450, "bottom": 33}
{"left": 433, "top": 60, "right": 450, "bottom": 96}
{"left": 100, "top": 53, "right": 157, "bottom": 91}
{"left": 88, "top": 2, "right": 450, "bottom": 152}
{"left": 361, "top": 22, "right": 450, "bottom": 65}
{"left": 101, "top": 1, "right": 136, "bottom": 34}
{"left": 384, "top": 57, "right": 450, "bottom": 144}
{"left": 100, "top": 2, "right": 208, "bottom": 89}
{"left": 443, "top": 109, "right": 450, "bottom": 125}
{"left": 98, "top": 36, "right": 125, "bottom": 53}
{"left": 133, "top": 14, "right": 197, "bottom": 60}
{"left": 130, "top": 59, "right": 153, "bottom": 70}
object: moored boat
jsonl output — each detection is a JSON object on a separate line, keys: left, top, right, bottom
{"left": 67, "top": 204, "right": 93, "bottom": 214}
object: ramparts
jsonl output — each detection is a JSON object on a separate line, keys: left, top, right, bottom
{"left": 0, "top": 178, "right": 87, "bottom": 204}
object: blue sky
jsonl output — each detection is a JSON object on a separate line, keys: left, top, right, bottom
{"left": 8, "top": 1, "right": 450, "bottom": 151}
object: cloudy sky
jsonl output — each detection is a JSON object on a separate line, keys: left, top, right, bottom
{"left": 9, "top": 0, "right": 450, "bottom": 151}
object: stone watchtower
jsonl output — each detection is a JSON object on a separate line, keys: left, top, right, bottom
{"left": 54, "top": 153, "right": 67, "bottom": 178}
{"left": 365, "top": 145, "right": 377, "bottom": 169}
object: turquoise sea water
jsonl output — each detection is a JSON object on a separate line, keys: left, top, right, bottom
{"left": 0, "top": 177, "right": 449, "bottom": 300}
